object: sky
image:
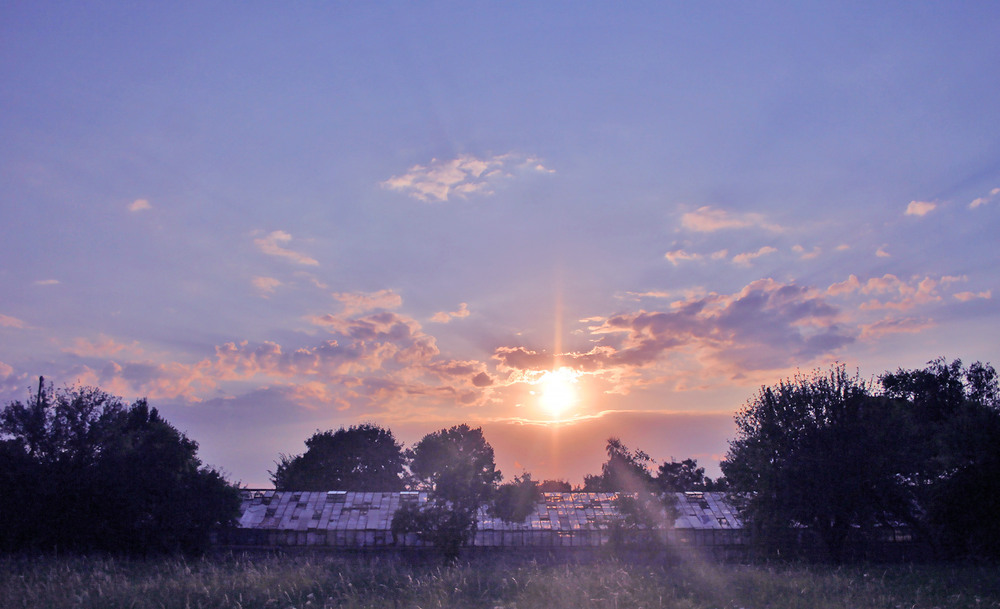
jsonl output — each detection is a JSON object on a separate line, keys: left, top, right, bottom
{"left": 2, "top": 2, "right": 999, "bottom": 488}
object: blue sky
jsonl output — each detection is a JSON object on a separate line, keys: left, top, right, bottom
{"left": 2, "top": 2, "right": 998, "bottom": 486}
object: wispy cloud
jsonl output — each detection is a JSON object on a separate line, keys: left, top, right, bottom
{"left": 905, "top": 200, "right": 936, "bottom": 216}
{"left": 680, "top": 206, "right": 783, "bottom": 233}
{"left": 431, "top": 302, "right": 470, "bottom": 323}
{"left": 876, "top": 245, "right": 891, "bottom": 258}
{"left": 732, "top": 246, "right": 777, "bottom": 266}
{"left": 63, "top": 334, "right": 143, "bottom": 358}
{"left": 829, "top": 273, "right": 964, "bottom": 311}
{"left": 969, "top": 187, "right": 999, "bottom": 209}
{"left": 381, "top": 153, "right": 553, "bottom": 202}
{"left": 953, "top": 290, "right": 991, "bottom": 301}
{"left": 128, "top": 198, "right": 152, "bottom": 212}
{"left": 793, "top": 245, "right": 821, "bottom": 260}
{"left": 0, "top": 313, "right": 26, "bottom": 329}
{"left": 332, "top": 289, "right": 402, "bottom": 315}
{"left": 253, "top": 230, "right": 318, "bottom": 266}
{"left": 34, "top": 279, "right": 59, "bottom": 286}
{"left": 664, "top": 249, "right": 727, "bottom": 265}
{"left": 252, "top": 276, "right": 282, "bottom": 297}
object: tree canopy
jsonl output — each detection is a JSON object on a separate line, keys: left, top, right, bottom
{"left": 393, "top": 424, "right": 501, "bottom": 559}
{"left": 582, "top": 437, "right": 655, "bottom": 493}
{"left": 270, "top": 424, "right": 406, "bottom": 491}
{"left": 0, "top": 380, "right": 240, "bottom": 554}
{"left": 722, "top": 359, "right": 1000, "bottom": 560}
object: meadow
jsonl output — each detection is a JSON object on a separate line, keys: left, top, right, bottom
{"left": 1, "top": 553, "right": 998, "bottom": 609}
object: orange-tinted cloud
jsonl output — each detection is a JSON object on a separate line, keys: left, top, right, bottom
{"left": 680, "top": 206, "right": 782, "bottom": 233}
{"left": 382, "top": 153, "right": 553, "bottom": 202}
{"left": 253, "top": 230, "right": 319, "bottom": 266}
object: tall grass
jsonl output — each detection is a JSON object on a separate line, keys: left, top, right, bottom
{"left": 1, "top": 552, "right": 997, "bottom": 609}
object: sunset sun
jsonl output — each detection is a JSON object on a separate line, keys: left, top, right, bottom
{"left": 536, "top": 368, "right": 580, "bottom": 419}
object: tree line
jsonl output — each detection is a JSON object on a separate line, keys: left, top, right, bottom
{"left": 2, "top": 356, "right": 997, "bottom": 561}
{"left": 723, "top": 358, "right": 1000, "bottom": 561}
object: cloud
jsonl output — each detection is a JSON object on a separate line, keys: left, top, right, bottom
{"left": 969, "top": 187, "right": 999, "bottom": 209}
{"left": 953, "top": 290, "right": 991, "bottom": 302}
{"left": 680, "top": 206, "right": 782, "bottom": 233}
{"left": 876, "top": 245, "right": 891, "bottom": 258}
{"left": 495, "top": 279, "right": 852, "bottom": 390}
{"left": 856, "top": 274, "right": 952, "bottom": 311}
{"left": 732, "top": 246, "right": 777, "bottom": 266}
{"left": 34, "top": 279, "right": 59, "bottom": 286}
{"left": 381, "top": 153, "right": 553, "bottom": 202}
{"left": 826, "top": 275, "right": 861, "bottom": 296}
{"left": 128, "top": 198, "right": 152, "bottom": 212}
{"left": 664, "top": 250, "right": 701, "bottom": 265}
{"left": 252, "top": 276, "right": 282, "bottom": 297}
{"left": 253, "top": 230, "right": 319, "bottom": 266}
{"left": 793, "top": 245, "right": 821, "bottom": 260}
{"left": 332, "top": 289, "right": 403, "bottom": 315}
{"left": 63, "top": 334, "right": 144, "bottom": 358}
{"left": 431, "top": 302, "right": 471, "bottom": 323}
{"left": 859, "top": 317, "right": 935, "bottom": 340}
{"left": 0, "top": 313, "right": 26, "bottom": 329}
{"left": 905, "top": 200, "right": 936, "bottom": 216}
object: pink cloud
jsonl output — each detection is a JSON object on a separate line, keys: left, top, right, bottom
{"left": 381, "top": 153, "right": 553, "bottom": 202}
{"left": 680, "top": 206, "right": 782, "bottom": 233}
{"left": 63, "top": 334, "right": 144, "bottom": 358}
{"left": 431, "top": 302, "right": 470, "bottom": 323}
{"left": 332, "top": 289, "right": 402, "bottom": 315}
{"left": 969, "top": 187, "right": 999, "bottom": 209}
{"left": 0, "top": 313, "right": 26, "bottom": 329}
{"left": 905, "top": 200, "right": 936, "bottom": 216}
{"left": 731, "top": 245, "right": 778, "bottom": 266}
{"left": 252, "top": 276, "right": 282, "bottom": 297}
{"left": 253, "top": 230, "right": 318, "bottom": 266}
{"left": 954, "top": 290, "right": 992, "bottom": 302}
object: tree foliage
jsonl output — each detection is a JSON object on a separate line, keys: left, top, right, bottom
{"left": 723, "top": 359, "right": 1000, "bottom": 560}
{"left": 490, "top": 472, "right": 542, "bottom": 523}
{"left": 271, "top": 424, "right": 406, "bottom": 491}
{"left": 582, "top": 437, "right": 655, "bottom": 492}
{"left": 0, "top": 380, "right": 240, "bottom": 554}
{"left": 656, "top": 458, "right": 712, "bottom": 492}
{"left": 394, "top": 424, "right": 501, "bottom": 559}
{"left": 881, "top": 358, "right": 1000, "bottom": 558}
{"left": 582, "top": 438, "right": 677, "bottom": 545}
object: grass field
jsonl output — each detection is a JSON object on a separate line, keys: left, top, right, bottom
{"left": 1, "top": 552, "right": 997, "bottom": 609}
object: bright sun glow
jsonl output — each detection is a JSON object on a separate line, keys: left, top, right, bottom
{"left": 536, "top": 368, "right": 580, "bottom": 419}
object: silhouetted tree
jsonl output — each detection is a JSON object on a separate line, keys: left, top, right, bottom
{"left": 538, "top": 479, "right": 573, "bottom": 492}
{"left": 393, "top": 424, "right": 501, "bottom": 559}
{"left": 722, "top": 365, "right": 920, "bottom": 561}
{"left": 583, "top": 438, "right": 676, "bottom": 547}
{"left": 271, "top": 424, "right": 406, "bottom": 491}
{"left": 583, "top": 437, "right": 655, "bottom": 492}
{"left": 881, "top": 358, "right": 1000, "bottom": 558}
{"left": 491, "top": 471, "right": 541, "bottom": 523}
{"left": 656, "top": 458, "right": 709, "bottom": 492}
{"left": 0, "top": 380, "right": 240, "bottom": 554}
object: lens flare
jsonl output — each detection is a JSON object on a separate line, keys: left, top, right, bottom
{"left": 537, "top": 368, "right": 579, "bottom": 419}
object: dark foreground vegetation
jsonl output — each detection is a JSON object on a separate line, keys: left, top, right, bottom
{"left": 0, "top": 553, "right": 997, "bottom": 609}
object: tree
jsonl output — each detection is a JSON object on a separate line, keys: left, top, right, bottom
{"left": 271, "top": 424, "right": 406, "bottom": 491}
{"left": 393, "top": 424, "right": 501, "bottom": 559}
{"left": 722, "top": 365, "right": 919, "bottom": 561}
{"left": 881, "top": 358, "right": 1000, "bottom": 558}
{"left": 491, "top": 471, "right": 542, "bottom": 523}
{"left": 583, "top": 438, "right": 676, "bottom": 547}
{"left": 656, "top": 458, "right": 709, "bottom": 492}
{"left": 582, "top": 437, "right": 655, "bottom": 492}
{"left": 538, "top": 479, "right": 573, "bottom": 492}
{"left": 0, "top": 380, "right": 240, "bottom": 554}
